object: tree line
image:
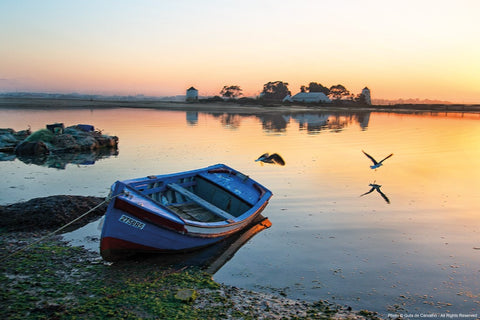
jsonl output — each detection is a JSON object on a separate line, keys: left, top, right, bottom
{"left": 217, "top": 81, "right": 368, "bottom": 103}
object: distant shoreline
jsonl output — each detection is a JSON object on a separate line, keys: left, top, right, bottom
{"left": 1, "top": 97, "right": 480, "bottom": 114}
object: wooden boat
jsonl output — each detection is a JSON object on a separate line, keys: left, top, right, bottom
{"left": 100, "top": 164, "right": 273, "bottom": 261}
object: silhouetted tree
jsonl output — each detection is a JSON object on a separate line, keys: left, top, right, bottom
{"left": 220, "top": 85, "right": 243, "bottom": 99}
{"left": 307, "top": 82, "right": 330, "bottom": 95}
{"left": 329, "top": 84, "right": 350, "bottom": 100}
{"left": 261, "top": 81, "right": 291, "bottom": 101}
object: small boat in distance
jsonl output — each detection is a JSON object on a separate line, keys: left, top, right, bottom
{"left": 100, "top": 164, "right": 273, "bottom": 261}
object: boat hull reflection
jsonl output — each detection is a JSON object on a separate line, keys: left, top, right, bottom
{"left": 113, "top": 215, "right": 271, "bottom": 274}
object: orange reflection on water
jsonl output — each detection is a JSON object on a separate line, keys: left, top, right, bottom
{"left": 2, "top": 107, "right": 480, "bottom": 314}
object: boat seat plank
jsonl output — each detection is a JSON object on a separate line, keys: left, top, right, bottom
{"left": 168, "top": 203, "right": 221, "bottom": 222}
{"left": 167, "top": 183, "right": 236, "bottom": 221}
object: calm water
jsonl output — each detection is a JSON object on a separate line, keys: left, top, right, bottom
{"left": 1, "top": 106, "right": 479, "bottom": 317}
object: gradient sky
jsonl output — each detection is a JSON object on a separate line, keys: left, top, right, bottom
{"left": 1, "top": 0, "right": 479, "bottom": 102}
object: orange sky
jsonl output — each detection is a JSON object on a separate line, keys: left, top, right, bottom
{"left": 1, "top": 1, "right": 479, "bottom": 103}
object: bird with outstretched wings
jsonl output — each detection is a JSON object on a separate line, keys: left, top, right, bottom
{"left": 362, "top": 150, "right": 393, "bottom": 169}
{"left": 255, "top": 153, "right": 286, "bottom": 166}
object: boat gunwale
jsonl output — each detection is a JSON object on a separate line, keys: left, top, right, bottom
{"left": 115, "top": 189, "right": 272, "bottom": 230}
{"left": 117, "top": 164, "right": 272, "bottom": 229}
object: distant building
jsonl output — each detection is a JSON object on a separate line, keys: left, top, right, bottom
{"left": 361, "top": 87, "right": 371, "bottom": 105}
{"left": 186, "top": 87, "right": 198, "bottom": 102}
{"left": 286, "top": 92, "right": 332, "bottom": 103}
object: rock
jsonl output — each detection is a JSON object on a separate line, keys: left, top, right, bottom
{"left": 95, "top": 135, "right": 118, "bottom": 148}
{"left": 15, "top": 129, "right": 32, "bottom": 141}
{"left": 52, "top": 134, "right": 80, "bottom": 152}
{"left": 0, "top": 133, "right": 17, "bottom": 152}
{"left": 61, "top": 126, "right": 117, "bottom": 152}
{"left": 1, "top": 125, "right": 119, "bottom": 168}
{"left": 0, "top": 152, "right": 15, "bottom": 161}
{"left": 1, "top": 125, "right": 118, "bottom": 158}
{"left": 0, "top": 128, "right": 31, "bottom": 152}
{"left": 175, "top": 289, "right": 197, "bottom": 302}
{"left": 0, "top": 195, "right": 107, "bottom": 232}
{"left": 14, "top": 141, "right": 49, "bottom": 156}
{"left": 75, "top": 134, "right": 99, "bottom": 150}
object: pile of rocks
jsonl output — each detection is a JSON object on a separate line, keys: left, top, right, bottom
{"left": 0, "top": 128, "right": 31, "bottom": 152}
{"left": 0, "top": 123, "right": 118, "bottom": 156}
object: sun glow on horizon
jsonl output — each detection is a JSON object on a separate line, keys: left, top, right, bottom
{"left": 1, "top": 0, "right": 479, "bottom": 103}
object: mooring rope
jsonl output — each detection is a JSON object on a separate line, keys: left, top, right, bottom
{"left": 0, "top": 192, "right": 121, "bottom": 263}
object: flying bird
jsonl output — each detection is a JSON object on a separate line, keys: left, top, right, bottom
{"left": 360, "top": 183, "right": 390, "bottom": 204}
{"left": 362, "top": 150, "right": 393, "bottom": 169}
{"left": 255, "top": 153, "right": 285, "bottom": 166}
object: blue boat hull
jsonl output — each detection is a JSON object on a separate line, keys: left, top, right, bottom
{"left": 100, "top": 164, "right": 272, "bottom": 261}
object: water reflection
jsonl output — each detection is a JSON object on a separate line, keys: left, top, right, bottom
{"left": 291, "top": 112, "right": 371, "bottom": 133}
{"left": 125, "top": 216, "right": 272, "bottom": 274}
{"left": 2, "top": 106, "right": 480, "bottom": 317}
{"left": 68, "top": 216, "right": 272, "bottom": 273}
{"left": 360, "top": 182, "right": 390, "bottom": 204}
{"left": 186, "top": 111, "right": 198, "bottom": 125}
{"left": 210, "top": 113, "right": 243, "bottom": 129}
{"left": 202, "top": 110, "right": 372, "bottom": 133}
{"left": 12, "top": 148, "right": 118, "bottom": 169}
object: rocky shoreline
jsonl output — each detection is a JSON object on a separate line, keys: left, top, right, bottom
{"left": 0, "top": 123, "right": 118, "bottom": 156}
{"left": 0, "top": 196, "right": 386, "bottom": 319}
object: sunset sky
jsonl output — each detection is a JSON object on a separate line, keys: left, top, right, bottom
{"left": 1, "top": 0, "right": 479, "bottom": 103}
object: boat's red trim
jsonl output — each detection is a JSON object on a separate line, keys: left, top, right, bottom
{"left": 253, "top": 183, "right": 267, "bottom": 199}
{"left": 114, "top": 198, "right": 186, "bottom": 233}
{"left": 100, "top": 236, "right": 218, "bottom": 261}
{"left": 101, "top": 236, "right": 158, "bottom": 252}
{"left": 100, "top": 237, "right": 167, "bottom": 261}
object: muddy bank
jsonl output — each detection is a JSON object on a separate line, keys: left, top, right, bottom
{"left": 0, "top": 195, "right": 106, "bottom": 232}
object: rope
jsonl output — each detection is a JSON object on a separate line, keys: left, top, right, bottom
{"left": 0, "top": 193, "right": 121, "bottom": 263}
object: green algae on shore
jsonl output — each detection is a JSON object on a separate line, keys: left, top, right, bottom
{"left": 1, "top": 232, "right": 383, "bottom": 319}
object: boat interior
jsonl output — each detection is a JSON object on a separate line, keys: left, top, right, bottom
{"left": 133, "top": 175, "right": 252, "bottom": 223}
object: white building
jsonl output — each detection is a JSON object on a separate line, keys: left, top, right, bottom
{"left": 287, "top": 92, "right": 331, "bottom": 103}
{"left": 361, "top": 87, "right": 371, "bottom": 105}
{"left": 186, "top": 87, "right": 198, "bottom": 102}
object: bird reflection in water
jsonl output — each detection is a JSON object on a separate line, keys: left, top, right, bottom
{"left": 360, "top": 182, "right": 390, "bottom": 204}
{"left": 255, "top": 153, "right": 286, "bottom": 166}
